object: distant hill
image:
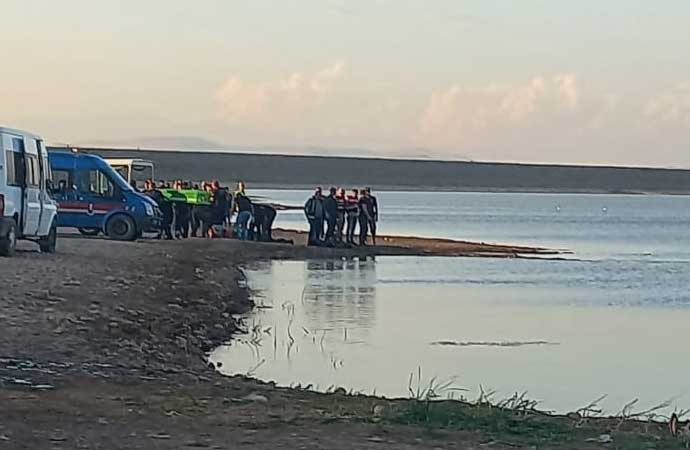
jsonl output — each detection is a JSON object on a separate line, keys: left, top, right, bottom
{"left": 47, "top": 146, "right": 690, "bottom": 194}
{"left": 76, "top": 136, "right": 228, "bottom": 151}
{"left": 73, "top": 137, "right": 449, "bottom": 160}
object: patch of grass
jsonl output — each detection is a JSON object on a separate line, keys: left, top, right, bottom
{"left": 395, "top": 398, "right": 572, "bottom": 446}
{"left": 389, "top": 368, "right": 690, "bottom": 449}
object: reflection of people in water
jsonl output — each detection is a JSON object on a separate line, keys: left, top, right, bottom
{"left": 302, "top": 258, "right": 377, "bottom": 335}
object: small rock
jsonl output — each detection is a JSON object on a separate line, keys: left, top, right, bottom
{"left": 586, "top": 434, "right": 613, "bottom": 444}
{"left": 185, "top": 441, "right": 211, "bottom": 448}
{"left": 243, "top": 393, "right": 268, "bottom": 403}
{"left": 148, "top": 434, "right": 171, "bottom": 440}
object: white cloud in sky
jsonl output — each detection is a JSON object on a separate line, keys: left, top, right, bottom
{"left": 215, "top": 61, "right": 346, "bottom": 129}
{"left": 644, "top": 81, "right": 690, "bottom": 126}
{"left": 418, "top": 75, "right": 582, "bottom": 149}
{"left": 211, "top": 63, "right": 690, "bottom": 165}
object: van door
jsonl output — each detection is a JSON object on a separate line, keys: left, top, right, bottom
{"left": 35, "top": 139, "right": 55, "bottom": 235}
{"left": 14, "top": 137, "right": 42, "bottom": 236}
{"left": 1, "top": 134, "right": 24, "bottom": 224}
{"left": 73, "top": 168, "right": 122, "bottom": 229}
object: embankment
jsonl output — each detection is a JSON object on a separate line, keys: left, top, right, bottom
{"left": 48, "top": 145, "right": 690, "bottom": 194}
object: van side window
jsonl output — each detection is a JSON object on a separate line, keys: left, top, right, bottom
{"left": 52, "top": 169, "right": 72, "bottom": 192}
{"left": 25, "top": 155, "right": 40, "bottom": 187}
{"left": 75, "top": 169, "right": 116, "bottom": 198}
{"left": 12, "top": 138, "right": 25, "bottom": 152}
{"left": 5, "top": 150, "right": 25, "bottom": 186}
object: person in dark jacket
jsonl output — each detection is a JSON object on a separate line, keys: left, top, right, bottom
{"left": 345, "top": 189, "right": 359, "bottom": 244}
{"left": 304, "top": 188, "right": 324, "bottom": 246}
{"left": 323, "top": 187, "right": 338, "bottom": 245}
{"left": 335, "top": 188, "right": 346, "bottom": 243}
{"left": 147, "top": 183, "right": 173, "bottom": 240}
{"left": 174, "top": 200, "right": 191, "bottom": 239}
{"left": 365, "top": 187, "right": 379, "bottom": 245}
{"left": 358, "top": 189, "right": 373, "bottom": 246}
{"left": 191, "top": 182, "right": 228, "bottom": 237}
{"left": 250, "top": 204, "right": 277, "bottom": 241}
{"left": 234, "top": 185, "right": 254, "bottom": 240}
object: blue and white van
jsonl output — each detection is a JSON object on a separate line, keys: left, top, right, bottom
{"left": 48, "top": 151, "right": 160, "bottom": 240}
{"left": 0, "top": 127, "right": 59, "bottom": 256}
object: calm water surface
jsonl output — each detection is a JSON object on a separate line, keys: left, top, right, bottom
{"left": 211, "top": 191, "right": 690, "bottom": 413}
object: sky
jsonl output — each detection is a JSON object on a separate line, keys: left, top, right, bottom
{"left": 1, "top": 0, "right": 689, "bottom": 166}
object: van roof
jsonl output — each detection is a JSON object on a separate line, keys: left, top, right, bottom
{"left": 104, "top": 158, "right": 154, "bottom": 166}
{"left": 0, "top": 126, "right": 42, "bottom": 140}
{"left": 49, "top": 151, "right": 106, "bottom": 165}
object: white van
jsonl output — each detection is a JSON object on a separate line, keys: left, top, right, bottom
{"left": 0, "top": 127, "right": 58, "bottom": 256}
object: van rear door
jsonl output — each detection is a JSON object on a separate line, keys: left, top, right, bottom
{"left": 20, "top": 138, "right": 42, "bottom": 236}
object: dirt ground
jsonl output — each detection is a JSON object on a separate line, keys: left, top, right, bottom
{"left": 0, "top": 234, "right": 677, "bottom": 449}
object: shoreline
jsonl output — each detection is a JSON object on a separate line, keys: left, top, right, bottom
{"left": 0, "top": 236, "right": 680, "bottom": 449}
{"left": 271, "top": 228, "right": 564, "bottom": 258}
{"left": 252, "top": 185, "right": 690, "bottom": 196}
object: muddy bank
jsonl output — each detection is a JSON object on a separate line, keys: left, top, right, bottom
{"left": 0, "top": 236, "right": 677, "bottom": 449}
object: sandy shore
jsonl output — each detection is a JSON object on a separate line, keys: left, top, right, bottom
{"left": 0, "top": 236, "right": 676, "bottom": 449}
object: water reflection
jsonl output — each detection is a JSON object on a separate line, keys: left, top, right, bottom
{"left": 231, "top": 258, "right": 378, "bottom": 377}
{"left": 213, "top": 256, "right": 690, "bottom": 413}
{"left": 302, "top": 258, "right": 377, "bottom": 336}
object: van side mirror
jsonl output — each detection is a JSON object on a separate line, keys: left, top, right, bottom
{"left": 46, "top": 179, "right": 54, "bottom": 193}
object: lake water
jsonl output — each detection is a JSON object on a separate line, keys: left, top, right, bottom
{"left": 211, "top": 191, "right": 690, "bottom": 414}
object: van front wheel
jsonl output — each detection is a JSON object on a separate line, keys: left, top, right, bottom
{"left": 0, "top": 220, "right": 17, "bottom": 257}
{"left": 106, "top": 214, "right": 137, "bottom": 241}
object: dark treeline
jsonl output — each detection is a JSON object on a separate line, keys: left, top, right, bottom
{"left": 47, "top": 146, "right": 690, "bottom": 194}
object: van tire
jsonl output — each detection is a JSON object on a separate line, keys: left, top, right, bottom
{"left": 106, "top": 214, "right": 137, "bottom": 241}
{"left": 78, "top": 227, "right": 101, "bottom": 237}
{"left": 39, "top": 223, "right": 58, "bottom": 253}
{"left": 0, "top": 220, "right": 17, "bottom": 257}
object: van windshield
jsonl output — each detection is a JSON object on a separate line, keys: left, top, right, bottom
{"left": 105, "top": 166, "right": 133, "bottom": 191}
{"left": 131, "top": 164, "right": 153, "bottom": 189}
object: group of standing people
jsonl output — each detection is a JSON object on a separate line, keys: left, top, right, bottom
{"left": 304, "top": 187, "right": 378, "bottom": 247}
{"left": 142, "top": 180, "right": 271, "bottom": 241}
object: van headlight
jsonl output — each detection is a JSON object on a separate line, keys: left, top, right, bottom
{"left": 144, "top": 203, "right": 154, "bottom": 216}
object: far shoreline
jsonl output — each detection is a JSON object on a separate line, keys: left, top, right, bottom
{"left": 246, "top": 185, "right": 690, "bottom": 196}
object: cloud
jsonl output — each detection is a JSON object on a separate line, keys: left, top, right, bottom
{"left": 419, "top": 75, "right": 580, "bottom": 147}
{"left": 211, "top": 65, "right": 688, "bottom": 166}
{"left": 644, "top": 81, "right": 690, "bottom": 126}
{"left": 215, "top": 62, "right": 346, "bottom": 129}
